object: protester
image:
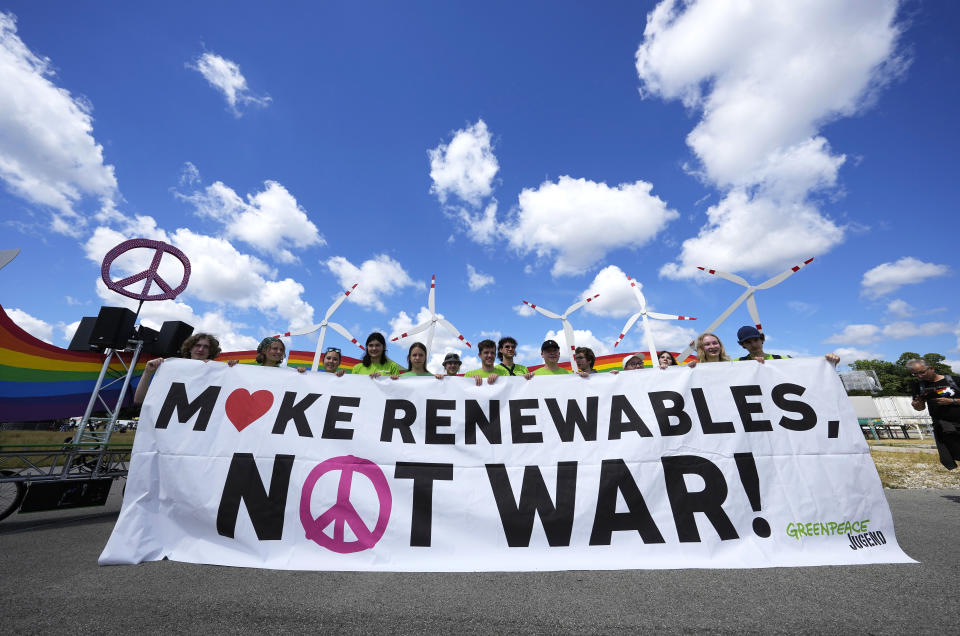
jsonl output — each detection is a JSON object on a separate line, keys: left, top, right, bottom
{"left": 322, "top": 347, "right": 346, "bottom": 376}
{"left": 575, "top": 347, "right": 596, "bottom": 374}
{"left": 466, "top": 339, "right": 502, "bottom": 385}
{"left": 441, "top": 352, "right": 462, "bottom": 376}
{"left": 134, "top": 332, "right": 229, "bottom": 404}
{"left": 353, "top": 332, "right": 403, "bottom": 377}
{"left": 735, "top": 325, "right": 840, "bottom": 365}
{"left": 658, "top": 351, "right": 678, "bottom": 369}
{"left": 907, "top": 359, "right": 960, "bottom": 470}
{"left": 394, "top": 342, "right": 434, "bottom": 378}
{"left": 621, "top": 353, "right": 645, "bottom": 371}
{"left": 530, "top": 340, "right": 572, "bottom": 376}
{"left": 497, "top": 337, "right": 528, "bottom": 377}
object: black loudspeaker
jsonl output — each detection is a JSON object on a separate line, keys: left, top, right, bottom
{"left": 154, "top": 321, "right": 194, "bottom": 357}
{"left": 89, "top": 307, "right": 137, "bottom": 350}
{"left": 68, "top": 317, "right": 104, "bottom": 352}
{"left": 136, "top": 325, "right": 159, "bottom": 354}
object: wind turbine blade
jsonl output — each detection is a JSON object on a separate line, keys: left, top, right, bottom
{"left": 438, "top": 317, "right": 472, "bottom": 348}
{"left": 626, "top": 276, "right": 647, "bottom": 311}
{"left": 522, "top": 300, "right": 562, "bottom": 320}
{"left": 698, "top": 288, "right": 753, "bottom": 336}
{"left": 746, "top": 294, "right": 762, "bottom": 331}
{"left": 697, "top": 266, "right": 750, "bottom": 288}
{"left": 563, "top": 293, "right": 600, "bottom": 317}
{"left": 273, "top": 323, "right": 322, "bottom": 338}
{"left": 755, "top": 257, "right": 814, "bottom": 289}
{"left": 311, "top": 324, "right": 328, "bottom": 371}
{"left": 390, "top": 321, "right": 432, "bottom": 342}
{"left": 0, "top": 248, "right": 19, "bottom": 271}
{"left": 562, "top": 319, "right": 576, "bottom": 363}
{"left": 328, "top": 322, "right": 365, "bottom": 351}
{"left": 614, "top": 312, "right": 642, "bottom": 348}
{"left": 641, "top": 315, "right": 658, "bottom": 369}
{"left": 647, "top": 312, "right": 697, "bottom": 321}
{"left": 325, "top": 283, "right": 358, "bottom": 320}
{"left": 428, "top": 274, "right": 436, "bottom": 314}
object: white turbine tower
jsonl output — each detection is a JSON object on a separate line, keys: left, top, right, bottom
{"left": 676, "top": 257, "right": 814, "bottom": 360}
{"left": 613, "top": 275, "right": 696, "bottom": 367}
{"left": 391, "top": 274, "right": 472, "bottom": 354}
{"left": 521, "top": 294, "right": 600, "bottom": 364}
{"left": 273, "top": 283, "right": 365, "bottom": 371}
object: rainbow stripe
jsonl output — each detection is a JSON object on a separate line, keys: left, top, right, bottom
{"left": 528, "top": 351, "right": 698, "bottom": 372}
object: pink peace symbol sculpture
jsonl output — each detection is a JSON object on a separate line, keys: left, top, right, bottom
{"left": 300, "top": 455, "right": 392, "bottom": 554}
{"left": 100, "top": 238, "right": 191, "bottom": 301}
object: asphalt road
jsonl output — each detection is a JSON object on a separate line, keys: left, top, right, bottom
{"left": 1, "top": 484, "right": 958, "bottom": 634}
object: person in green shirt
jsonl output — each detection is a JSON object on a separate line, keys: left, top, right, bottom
{"left": 466, "top": 339, "right": 502, "bottom": 385}
{"left": 530, "top": 339, "right": 572, "bottom": 376}
{"left": 392, "top": 342, "right": 437, "bottom": 379}
{"left": 352, "top": 332, "right": 403, "bottom": 377}
{"left": 497, "top": 336, "right": 528, "bottom": 377}
{"left": 735, "top": 325, "right": 839, "bottom": 365}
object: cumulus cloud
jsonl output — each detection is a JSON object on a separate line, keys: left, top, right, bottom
{"left": 825, "top": 321, "right": 953, "bottom": 346}
{"left": 861, "top": 257, "right": 949, "bottom": 298}
{"left": 832, "top": 347, "right": 885, "bottom": 363}
{"left": 466, "top": 264, "right": 494, "bottom": 291}
{"left": 0, "top": 12, "right": 118, "bottom": 234}
{"left": 179, "top": 179, "right": 324, "bottom": 263}
{"left": 7, "top": 307, "right": 54, "bottom": 343}
{"left": 507, "top": 176, "right": 678, "bottom": 276}
{"left": 429, "top": 119, "right": 499, "bottom": 206}
{"left": 326, "top": 254, "right": 420, "bottom": 312}
{"left": 886, "top": 299, "right": 913, "bottom": 318}
{"left": 187, "top": 51, "right": 271, "bottom": 116}
{"left": 580, "top": 265, "right": 637, "bottom": 318}
{"left": 824, "top": 324, "right": 882, "bottom": 346}
{"left": 637, "top": 0, "right": 903, "bottom": 277}
{"left": 389, "top": 307, "right": 474, "bottom": 371}
{"left": 513, "top": 303, "right": 535, "bottom": 317}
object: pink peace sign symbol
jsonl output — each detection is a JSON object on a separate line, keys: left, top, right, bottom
{"left": 100, "top": 238, "right": 191, "bottom": 301}
{"left": 299, "top": 455, "right": 392, "bottom": 554}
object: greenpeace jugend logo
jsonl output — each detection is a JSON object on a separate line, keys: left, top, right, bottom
{"left": 786, "top": 520, "right": 869, "bottom": 539}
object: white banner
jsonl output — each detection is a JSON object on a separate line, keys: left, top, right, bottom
{"left": 100, "top": 358, "right": 914, "bottom": 570}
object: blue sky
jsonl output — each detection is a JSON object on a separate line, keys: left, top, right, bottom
{"left": 0, "top": 0, "right": 957, "bottom": 372}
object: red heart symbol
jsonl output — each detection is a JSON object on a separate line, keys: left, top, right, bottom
{"left": 225, "top": 389, "right": 274, "bottom": 432}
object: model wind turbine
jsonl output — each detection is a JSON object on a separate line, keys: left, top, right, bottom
{"left": 391, "top": 274, "right": 471, "bottom": 354}
{"left": 613, "top": 275, "right": 696, "bottom": 367}
{"left": 521, "top": 294, "right": 599, "bottom": 364}
{"left": 676, "top": 257, "right": 814, "bottom": 360}
{"left": 273, "top": 283, "right": 365, "bottom": 371}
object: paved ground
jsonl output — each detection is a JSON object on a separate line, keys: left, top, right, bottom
{"left": 1, "top": 483, "right": 958, "bottom": 634}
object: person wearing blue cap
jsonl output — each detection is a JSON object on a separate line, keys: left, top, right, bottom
{"left": 736, "top": 325, "right": 839, "bottom": 365}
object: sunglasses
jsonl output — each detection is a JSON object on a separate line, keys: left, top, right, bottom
{"left": 326, "top": 347, "right": 341, "bottom": 354}
{"left": 910, "top": 368, "right": 930, "bottom": 377}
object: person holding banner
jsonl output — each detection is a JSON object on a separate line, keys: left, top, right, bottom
{"left": 529, "top": 339, "right": 572, "bottom": 376}
{"left": 907, "top": 358, "right": 960, "bottom": 470}
{"left": 321, "top": 347, "right": 346, "bottom": 376}
{"left": 441, "top": 352, "right": 462, "bottom": 376}
{"left": 134, "top": 332, "right": 228, "bottom": 404}
{"left": 393, "top": 342, "right": 435, "bottom": 378}
{"left": 735, "top": 325, "right": 840, "bottom": 366}
{"left": 466, "top": 339, "right": 503, "bottom": 385}
{"left": 497, "top": 336, "right": 528, "bottom": 376}
{"left": 575, "top": 347, "right": 597, "bottom": 374}
{"left": 621, "top": 353, "right": 645, "bottom": 371}
{"left": 256, "top": 337, "right": 305, "bottom": 372}
{"left": 353, "top": 332, "right": 403, "bottom": 377}
{"left": 658, "top": 351, "right": 678, "bottom": 369}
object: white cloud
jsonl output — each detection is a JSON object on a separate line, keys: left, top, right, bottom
{"left": 187, "top": 51, "right": 271, "bottom": 116}
{"left": 580, "top": 265, "right": 636, "bottom": 318}
{"left": 326, "top": 254, "right": 420, "bottom": 312}
{"left": 507, "top": 176, "right": 679, "bottom": 276}
{"left": 886, "top": 299, "right": 913, "bottom": 318}
{"left": 7, "top": 307, "right": 53, "bottom": 343}
{"left": 637, "top": 0, "right": 903, "bottom": 277}
{"left": 179, "top": 180, "right": 323, "bottom": 263}
{"left": 429, "top": 119, "right": 498, "bottom": 206}
{"left": 0, "top": 12, "right": 118, "bottom": 234}
{"left": 787, "top": 300, "right": 817, "bottom": 316}
{"left": 388, "top": 307, "right": 474, "bottom": 372}
{"left": 824, "top": 324, "right": 882, "bottom": 346}
{"left": 466, "top": 264, "right": 494, "bottom": 291}
{"left": 179, "top": 161, "right": 201, "bottom": 187}
{"left": 861, "top": 257, "right": 949, "bottom": 298}
{"left": 659, "top": 189, "right": 843, "bottom": 279}
{"left": 451, "top": 201, "right": 499, "bottom": 245}
{"left": 832, "top": 347, "right": 885, "bottom": 363}
{"left": 542, "top": 327, "right": 611, "bottom": 359}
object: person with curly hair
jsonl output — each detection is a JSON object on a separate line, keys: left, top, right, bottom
{"left": 134, "top": 332, "right": 229, "bottom": 404}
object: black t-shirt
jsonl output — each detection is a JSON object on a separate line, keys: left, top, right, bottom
{"left": 915, "top": 375, "right": 960, "bottom": 427}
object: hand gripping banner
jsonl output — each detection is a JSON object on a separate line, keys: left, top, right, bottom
{"left": 100, "top": 358, "right": 914, "bottom": 571}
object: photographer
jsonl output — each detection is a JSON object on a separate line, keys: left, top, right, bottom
{"left": 907, "top": 358, "right": 960, "bottom": 470}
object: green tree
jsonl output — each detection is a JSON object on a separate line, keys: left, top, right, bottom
{"left": 849, "top": 352, "right": 955, "bottom": 396}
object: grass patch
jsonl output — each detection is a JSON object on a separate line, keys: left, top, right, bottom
{"left": 870, "top": 449, "right": 960, "bottom": 489}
